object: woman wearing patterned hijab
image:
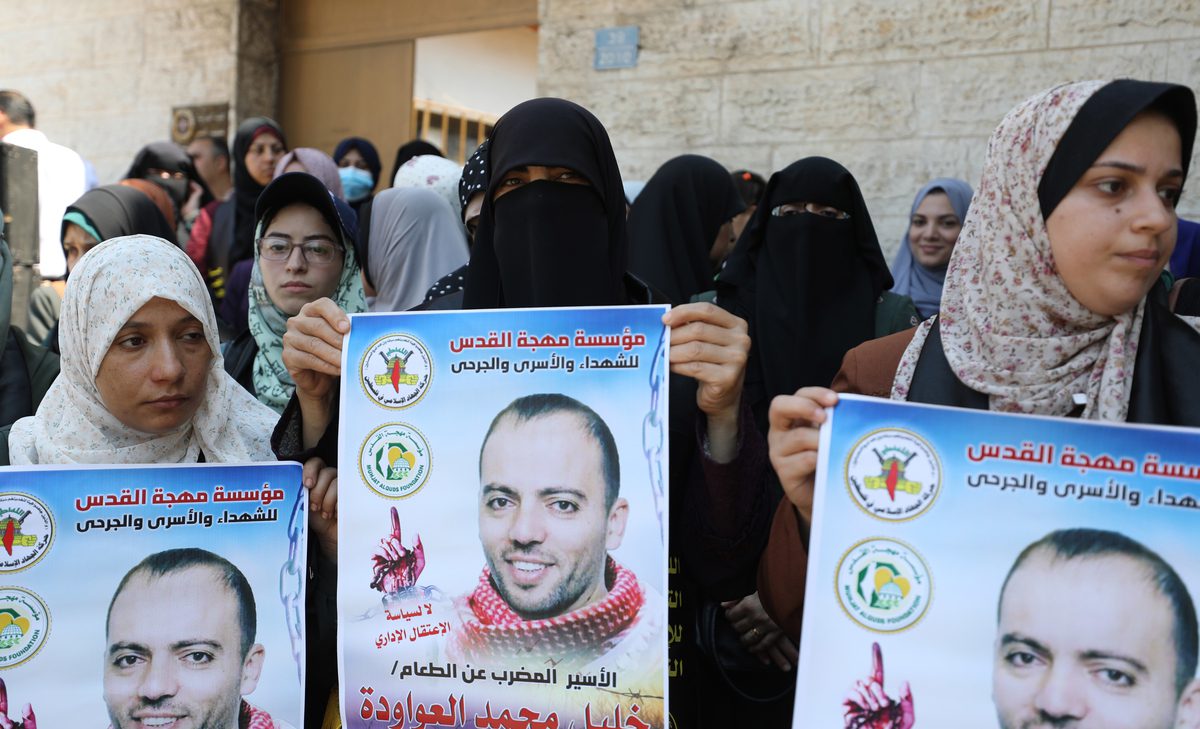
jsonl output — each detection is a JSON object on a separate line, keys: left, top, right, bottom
{"left": 757, "top": 80, "right": 1199, "bottom": 661}
{"left": 6, "top": 235, "right": 277, "bottom": 464}
{"left": 222, "top": 172, "right": 366, "bottom": 412}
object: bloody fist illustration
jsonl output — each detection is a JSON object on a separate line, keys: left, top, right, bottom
{"left": 0, "top": 678, "right": 36, "bottom": 729}
{"left": 844, "top": 643, "right": 914, "bottom": 729}
{"left": 370, "top": 506, "right": 425, "bottom": 594}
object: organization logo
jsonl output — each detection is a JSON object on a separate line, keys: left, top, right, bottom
{"left": 0, "top": 587, "right": 50, "bottom": 669}
{"left": 845, "top": 428, "right": 941, "bottom": 521}
{"left": 836, "top": 537, "right": 931, "bottom": 633}
{"left": 359, "top": 423, "right": 431, "bottom": 499}
{"left": 360, "top": 333, "right": 433, "bottom": 409}
{"left": 0, "top": 493, "right": 54, "bottom": 573}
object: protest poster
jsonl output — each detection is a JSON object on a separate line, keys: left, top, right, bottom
{"left": 793, "top": 394, "right": 1200, "bottom": 727}
{"left": 338, "top": 305, "right": 670, "bottom": 729}
{"left": 0, "top": 462, "right": 306, "bottom": 727}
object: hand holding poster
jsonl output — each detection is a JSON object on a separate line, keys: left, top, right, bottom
{"left": 338, "top": 306, "right": 669, "bottom": 729}
{"left": 794, "top": 395, "right": 1200, "bottom": 728}
{"left": 0, "top": 462, "right": 305, "bottom": 728}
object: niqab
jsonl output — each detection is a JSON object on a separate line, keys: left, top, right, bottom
{"left": 718, "top": 157, "right": 892, "bottom": 429}
{"left": 463, "top": 98, "right": 628, "bottom": 309}
{"left": 627, "top": 154, "right": 744, "bottom": 304}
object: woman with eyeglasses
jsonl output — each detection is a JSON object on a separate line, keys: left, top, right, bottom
{"left": 222, "top": 172, "right": 365, "bottom": 413}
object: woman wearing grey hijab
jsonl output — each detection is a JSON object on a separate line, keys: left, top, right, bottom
{"left": 358, "top": 187, "right": 469, "bottom": 312}
{"left": 889, "top": 177, "right": 973, "bottom": 319}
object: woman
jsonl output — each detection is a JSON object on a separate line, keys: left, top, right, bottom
{"left": 388, "top": 139, "right": 443, "bottom": 191}
{"left": 334, "top": 136, "right": 382, "bottom": 213}
{"left": 125, "top": 140, "right": 212, "bottom": 235}
{"left": 717, "top": 156, "right": 918, "bottom": 432}
{"left": 30, "top": 184, "right": 178, "bottom": 352}
{"left": 357, "top": 187, "right": 467, "bottom": 313}
{"left": 423, "top": 139, "right": 490, "bottom": 306}
{"left": 758, "top": 80, "right": 1197, "bottom": 651}
{"left": 223, "top": 172, "right": 365, "bottom": 413}
{"left": 5, "top": 234, "right": 277, "bottom": 465}
{"left": 889, "top": 177, "right": 973, "bottom": 319}
{"left": 274, "top": 148, "right": 344, "bottom": 200}
{"left": 187, "top": 117, "right": 287, "bottom": 308}
{"left": 627, "top": 154, "right": 746, "bottom": 305}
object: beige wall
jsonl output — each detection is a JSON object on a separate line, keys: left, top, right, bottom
{"left": 0, "top": 0, "right": 243, "bottom": 185}
{"left": 538, "top": 0, "right": 1200, "bottom": 258}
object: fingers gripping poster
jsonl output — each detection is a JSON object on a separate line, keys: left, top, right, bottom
{"left": 338, "top": 306, "right": 670, "bottom": 729}
{"left": 0, "top": 462, "right": 306, "bottom": 728}
{"left": 796, "top": 395, "right": 1200, "bottom": 728}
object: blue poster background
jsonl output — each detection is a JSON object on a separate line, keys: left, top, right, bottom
{"left": 795, "top": 395, "right": 1200, "bottom": 726}
{"left": 0, "top": 462, "right": 305, "bottom": 727}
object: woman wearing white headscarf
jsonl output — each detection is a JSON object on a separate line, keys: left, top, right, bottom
{"left": 357, "top": 187, "right": 468, "bottom": 313}
{"left": 392, "top": 154, "right": 464, "bottom": 221}
{"left": 6, "top": 234, "right": 278, "bottom": 464}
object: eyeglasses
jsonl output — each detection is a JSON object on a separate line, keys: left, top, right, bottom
{"left": 257, "top": 237, "right": 343, "bottom": 265}
{"left": 771, "top": 201, "right": 851, "bottom": 220}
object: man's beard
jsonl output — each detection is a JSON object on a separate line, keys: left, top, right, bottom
{"left": 485, "top": 546, "right": 605, "bottom": 620}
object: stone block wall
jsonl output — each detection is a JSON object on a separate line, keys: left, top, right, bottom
{"left": 539, "top": 0, "right": 1200, "bottom": 257}
{"left": 0, "top": 0, "right": 278, "bottom": 187}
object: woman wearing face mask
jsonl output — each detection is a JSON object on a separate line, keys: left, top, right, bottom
{"left": 757, "top": 79, "right": 1198, "bottom": 675}
{"left": 222, "top": 172, "right": 365, "bottom": 413}
{"left": 334, "top": 137, "right": 382, "bottom": 214}
{"left": 187, "top": 117, "right": 287, "bottom": 315}
{"left": 889, "top": 178, "right": 973, "bottom": 319}
{"left": 626, "top": 154, "right": 746, "bottom": 305}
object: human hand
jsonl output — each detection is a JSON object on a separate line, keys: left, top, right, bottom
{"left": 283, "top": 297, "right": 349, "bottom": 440}
{"left": 722, "top": 592, "right": 797, "bottom": 671}
{"left": 183, "top": 181, "right": 203, "bottom": 220}
{"left": 662, "top": 302, "right": 750, "bottom": 421}
{"left": 303, "top": 457, "right": 338, "bottom": 563}
{"left": 0, "top": 678, "right": 36, "bottom": 729}
{"left": 370, "top": 507, "right": 425, "bottom": 594}
{"left": 844, "top": 643, "right": 913, "bottom": 729}
{"left": 767, "top": 387, "right": 838, "bottom": 519}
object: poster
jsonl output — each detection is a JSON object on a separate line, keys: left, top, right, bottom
{"left": 0, "top": 462, "right": 305, "bottom": 728}
{"left": 338, "top": 306, "right": 669, "bottom": 729}
{"left": 795, "top": 394, "right": 1200, "bottom": 727}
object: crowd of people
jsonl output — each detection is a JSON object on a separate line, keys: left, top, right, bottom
{"left": 0, "top": 76, "right": 1198, "bottom": 728}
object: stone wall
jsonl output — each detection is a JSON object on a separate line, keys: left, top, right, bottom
{"left": 0, "top": 0, "right": 273, "bottom": 186}
{"left": 538, "top": 0, "right": 1200, "bottom": 257}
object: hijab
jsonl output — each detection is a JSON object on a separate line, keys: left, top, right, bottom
{"left": 627, "top": 155, "right": 745, "bottom": 304}
{"left": 360, "top": 187, "right": 468, "bottom": 313}
{"left": 390, "top": 140, "right": 444, "bottom": 190}
{"left": 8, "top": 235, "right": 278, "bottom": 464}
{"left": 230, "top": 117, "right": 287, "bottom": 266}
{"left": 718, "top": 157, "right": 892, "bottom": 428}
{"left": 458, "top": 140, "right": 490, "bottom": 221}
{"left": 463, "top": 98, "right": 629, "bottom": 309}
{"left": 393, "top": 155, "right": 463, "bottom": 219}
{"left": 892, "top": 80, "right": 1197, "bottom": 421}
{"left": 273, "top": 148, "right": 344, "bottom": 199}
{"left": 889, "top": 178, "right": 973, "bottom": 319}
{"left": 124, "top": 141, "right": 211, "bottom": 213}
{"left": 62, "top": 184, "right": 177, "bottom": 246}
{"left": 249, "top": 173, "right": 366, "bottom": 412}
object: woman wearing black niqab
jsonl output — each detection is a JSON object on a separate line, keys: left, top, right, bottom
{"left": 124, "top": 141, "right": 212, "bottom": 219}
{"left": 718, "top": 156, "right": 915, "bottom": 430}
{"left": 463, "top": 97, "right": 635, "bottom": 309}
{"left": 627, "top": 154, "right": 745, "bottom": 304}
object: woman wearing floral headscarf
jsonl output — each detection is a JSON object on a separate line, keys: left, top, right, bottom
{"left": 756, "top": 78, "right": 1198, "bottom": 679}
